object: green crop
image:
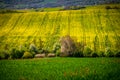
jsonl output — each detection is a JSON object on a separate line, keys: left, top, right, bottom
{"left": 0, "top": 58, "right": 120, "bottom": 80}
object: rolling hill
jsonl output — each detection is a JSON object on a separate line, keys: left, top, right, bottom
{"left": 0, "top": 4, "right": 120, "bottom": 52}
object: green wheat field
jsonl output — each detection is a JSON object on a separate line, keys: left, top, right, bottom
{"left": 0, "top": 58, "right": 120, "bottom": 80}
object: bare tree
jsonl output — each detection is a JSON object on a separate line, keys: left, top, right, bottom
{"left": 60, "top": 35, "right": 76, "bottom": 56}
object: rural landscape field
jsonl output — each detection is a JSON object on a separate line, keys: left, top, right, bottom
{"left": 0, "top": 4, "right": 120, "bottom": 52}
{"left": 0, "top": 0, "right": 120, "bottom": 80}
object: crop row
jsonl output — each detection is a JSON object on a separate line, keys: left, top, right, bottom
{"left": 0, "top": 8, "right": 120, "bottom": 52}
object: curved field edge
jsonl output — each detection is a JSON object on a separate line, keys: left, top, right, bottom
{"left": 0, "top": 58, "right": 120, "bottom": 80}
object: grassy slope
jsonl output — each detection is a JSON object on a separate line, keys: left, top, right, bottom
{"left": 0, "top": 58, "right": 120, "bottom": 80}
{"left": 0, "top": 4, "right": 120, "bottom": 51}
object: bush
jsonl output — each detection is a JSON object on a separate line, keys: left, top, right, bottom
{"left": 22, "top": 52, "right": 33, "bottom": 59}
{"left": 71, "top": 42, "right": 85, "bottom": 57}
{"left": 63, "top": 6, "right": 85, "bottom": 10}
{"left": 10, "top": 48, "right": 24, "bottom": 59}
{"left": 0, "top": 53, "right": 4, "bottom": 59}
{"left": 83, "top": 46, "right": 92, "bottom": 57}
{"left": 31, "top": 51, "right": 36, "bottom": 57}
{"left": 99, "top": 51, "right": 105, "bottom": 57}
{"left": 19, "top": 45, "right": 27, "bottom": 52}
{"left": 29, "top": 43, "right": 38, "bottom": 53}
{"left": 115, "top": 51, "right": 120, "bottom": 57}
{"left": 42, "top": 49, "right": 50, "bottom": 53}
{"left": 0, "top": 9, "right": 19, "bottom": 14}
{"left": 105, "top": 6, "right": 119, "bottom": 9}
{"left": 53, "top": 42, "right": 61, "bottom": 53}
{"left": 0, "top": 50, "right": 9, "bottom": 59}
{"left": 105, "top": 6, "right": 111, "bottom": 9}
{"left": 37, "top": 49, "right": 44, "bottom": 53}
{"left": 92, "top": 52, "right": 99, "bottom": 57}
{"left": 56, "top": 50, "right": 61, "bottom": 56}
{"left": 73, "top": 51, "right": 83, "bottom": 57}
{"left": 113, "top": 6, "right": 119, "bottom": 9}
{"left": 105, "top": 47, "right": 114, "bottom": 57}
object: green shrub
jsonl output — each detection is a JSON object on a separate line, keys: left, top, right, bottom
{"left": 105, "top": 47, "right": 114, "bottom": 57}
{"left": 63, "top": 6, "right": 85, "bottom": 10}
{"left": 22, "top": 52, "right": 33, "bottom": 59}
{"left": 10, "top": 48, "right": 24, "bottom": 59}
{"left": 42, "top": 49, "right": 50, "bottom": 53}
{"left": 0, "top": 50, "right": 10, "bottom": 59}
{"left": 73, "top": 42, "right": 85, "bottom": 57}
{"left": 105, "top": 6, "right": 111, "bottom": 9}
{"left": 29, "top": 43, "right": 38, "bottom": 53}
{"left": 99, "top": 51, "right": 105, "bottom": 57}
{"left": 73, "top": 51, "right": 84, "bottom": 57}
{"left": 31, "top": 51, "right": 36, "bottom": 57}
{"left": 113, "top": 6, "right": 119, "bottom": 9}
{"left": 92, "top": 52, "right": 99, "bottom": 57}
{"left": 115, "top": 51, "right": 120, "bottom": 57}
{"left": 4, "top": 51, "right": 10, "bottom": 59}
{"left": 0, "top": 53, "right": 5, "bottom": 59}
{"left": 37, "top": 49, "right": 43, "bottom": 53}
{"left": 19, "top": 45, "right": 27, "bottom": 52}
{"left": 53, "top": 42, "right": 61, "bottom": 57}
{"left": 56, "top": 50, "right": 61, "bottom": 57}
{"left": 53, "top": 42, "right": 61, "bottom": 53}
{"left": 83, "top": 46, "right": 92, "bottom": 57}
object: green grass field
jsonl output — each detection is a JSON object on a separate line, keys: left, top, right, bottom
{"left": 0, "top": 4, "right": 120, "bottom": 52}
{"left": 0, "top": 58, "right": 120, "bottom": 80}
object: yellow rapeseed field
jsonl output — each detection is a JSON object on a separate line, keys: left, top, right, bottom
{"left": 0, "top": 4, "right": 120, "bottom": 51}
